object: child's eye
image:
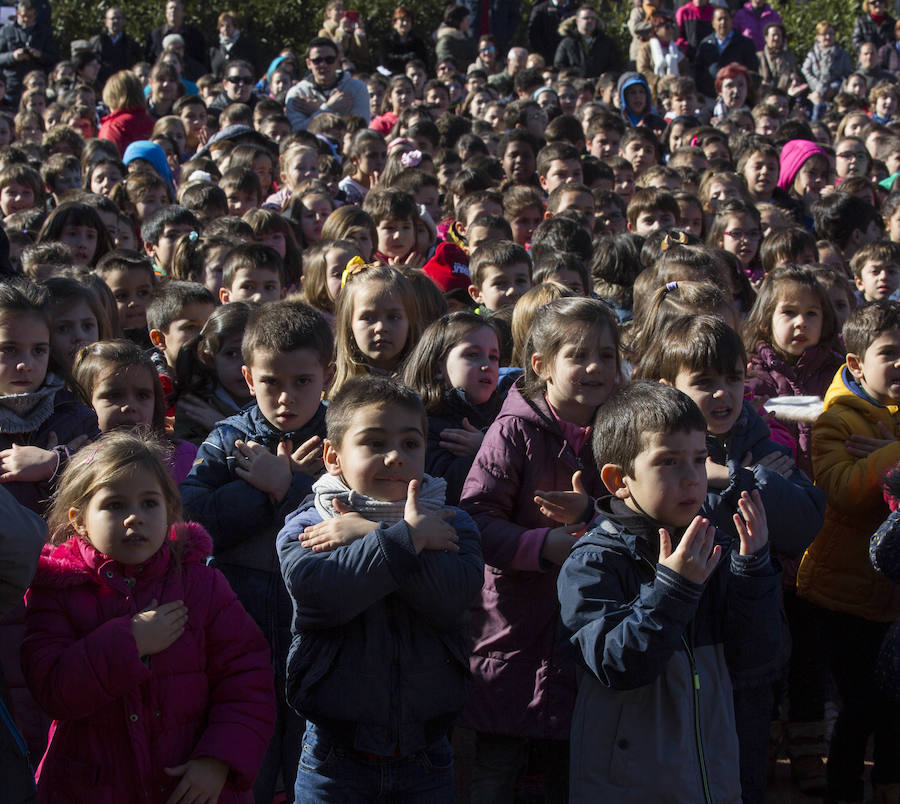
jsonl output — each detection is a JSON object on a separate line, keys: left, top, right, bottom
{"left": 56, "top": 324, "right": 71, "bottom": 334}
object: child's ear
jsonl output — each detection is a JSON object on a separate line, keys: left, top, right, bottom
{"left": 543, "top": 209, "right": 553, "bottom": 220}
{"left": 322, "top": 439, "right": 342, "bottom": 477}
{"left": 149, "top": 328, "right": 166, "bottom": 350}
{"left": 468, "top": 284, "right": 483, "bottom": 304}
{"left": 68, "top": 506, "right": 85, "bottom": 536}
{"left": 846, "top": 351, "right": 864, "bottom": 381}
{"left": 144, "top": 240, "right": 157, "bottom": 260}
{"left": 658, "top": 377, "right": 671, "bottom": 386}
{"left": 854, "top": 275, "right": 865, "bottom": 292}
{"left": 323, "top": 362, "right": 336, "bottom": 392}
{"left": 280, "top": 286, "right": 287, "bottom": 299}
{"left": 241, "top": 364, "right": 256, "bottom": 397}
{"left": 219, "top": 287, "right": 231, "bottom": 304}
{"left": 601, "top": 463, "right": 630, "bottom": 499}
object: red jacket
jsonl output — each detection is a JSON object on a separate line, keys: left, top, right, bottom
{"left": 98, "top": 107, "right": 155, "bottom": 158}
{"left": 22, "top": 522, "right": 275, "bottom": 803}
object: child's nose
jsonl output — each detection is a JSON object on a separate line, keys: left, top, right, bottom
{"left": 384, "top": 449, "right": 402, "bottom": 465}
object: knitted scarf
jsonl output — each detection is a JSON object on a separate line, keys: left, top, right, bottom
{"left": 312, "top": 472, "right": 447, "bottom": 525}
{"left": 0, "top": 374, "right": 63, "bottom": 434}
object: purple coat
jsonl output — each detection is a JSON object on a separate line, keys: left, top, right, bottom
{"left": 746, "top": 341, "right": 842, "bottom": 476}
{"left": 22, "top": 522, "right": 276, "bottom": 803}
{"left": 459, "top": 384, "right": 603, "bottom": 740}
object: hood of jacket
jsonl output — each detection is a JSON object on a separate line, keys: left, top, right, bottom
{"left": 824, "top": 363, "right": 899, "bottom": 415}
{"left": 617, "top": 71, "right": 652, "bottom": 125}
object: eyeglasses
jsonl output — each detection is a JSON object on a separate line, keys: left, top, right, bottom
{"left": 836, "top": 151, "right": 868, "bottom": 160}
{"left": 723, "top": 229, "right": 761, "bottom": 241}
{"left": 308, "top": 55, "right": 337, "bottom": 66}
{"left": 226, "top": 75, "right": 253, "bottom": 84}
{"left": 480, "top": 46, "right": 495, "bottom": 53}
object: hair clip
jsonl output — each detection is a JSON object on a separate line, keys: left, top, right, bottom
{"left": 664, "top": 281, "right": 678, "bottom": 292}
{"left": 188, "top": 230, "right": 199, "bottom": 242}
{"left": 340, "top": 255, "right": 369, "bottom": 289}
{"left": 82, "top": 445, "right": 100, "bottom": 465}
{"left": 660, "top": 230, "right": 689, "bottom": 251}
{"left": 400, "top": 149, "right": 422, "bottom": 168}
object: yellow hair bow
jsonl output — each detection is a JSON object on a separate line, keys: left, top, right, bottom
{"left": 340, "top": 255, "right": 368, "bottom": 289}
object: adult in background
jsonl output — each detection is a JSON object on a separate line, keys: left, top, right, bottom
{"left": 879, "top": 17, "right": 900, "bottom": 72}
{"left": 206, "top": 58, "right": 258, "bottom": 123}
{"left": 554, "top": 6, "right": 621, "bottom": 80}
{"left": 145, "top": 0, "right": 206, "bottom": 71}
{"left": 0, "top": 0, "right": 57, "bottom": 103}
{"left": 91, "top": 7, "right": 142, "bottom": 89}
{"left": 209, "top": 11, "right": 259, "bottom": 80}
{"left": 286, "top": 37, "right": 370, "bottom": 130}
{"left": 318, "top": 0, "right": 371, "bottom": 73}
{"left": 436, "top": 5, "right": 475, "bottom": 74}
{"left": 693, "top": 6, "right": 758, "bottom": 100}
{"left": 757, "top": 22, "right": 798, "bottom": 92}
{"left": 676, "top": 0, "right": 714, "bottom": 58}
{"left": 852, "top": 0, "right": 895, "bottom": 53}
{"left": 381, "top": 5, "right": 429, "bottom": 75}
{"left": 527, "top": 0, "right": 576, "bottom": 65}
{"left": 733, "top": 0, "right": 782, "bottom": 52}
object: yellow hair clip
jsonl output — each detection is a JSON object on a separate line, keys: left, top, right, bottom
{"left": 660, "top": 230, "right": 689, "bottom": 251}
{"left": 340, "top": 255, "right": 368, "bottom": 289}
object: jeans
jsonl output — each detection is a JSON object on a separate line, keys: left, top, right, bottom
{"left": 294, "top": 723, "right": 455, "bottom": 803}
{"left": 470, "top": 733, "right": 568, "bottom": 804}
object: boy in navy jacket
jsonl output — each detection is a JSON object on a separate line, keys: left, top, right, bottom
{"left": 558, "top": 381, "right": 782, "bottom": 802}
{"left": 277, "top": 377, "right": 484, "bottom": 803}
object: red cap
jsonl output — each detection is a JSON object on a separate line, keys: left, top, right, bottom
{"left": 422, "top": 241, "right": 471, "bottom": 294}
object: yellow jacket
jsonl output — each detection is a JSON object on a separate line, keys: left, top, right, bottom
{"left": 797, "top": 365, "right": 900, "bottom": 621}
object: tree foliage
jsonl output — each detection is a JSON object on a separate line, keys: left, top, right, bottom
{"left": 771, "top": 0, "right": 861, "bottom": 59}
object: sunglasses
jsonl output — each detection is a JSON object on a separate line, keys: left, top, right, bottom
{"left": 309, "top": 55, "right": 337, "bottom": 66}
{"left": 226, "top": 75, "right": 253, "bottom": 84}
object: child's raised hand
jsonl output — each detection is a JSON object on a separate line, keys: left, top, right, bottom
{"left": 131, "top": 599, "right": 188, "bottom": 657}
{"left": 438, "top": 418, "right": 484, "bottom": 457}
{"left": 404, "top": 479, "right": 459, "bottom": 554}
{"left": 300, "top": 498, "right": 379, "bottom": 552}
{"left": 164, "top": 756, "right": 229, "bottom": 804}
{"left": 234, "top": 439, "right": 292, "bottom": 501}
{"left": 845, "top": 421, "right": 896, "bottom": 457}
{"left": 658, "top": 516, "right": 721, "bottom": 585}
{"left": 177, "top": 393, "right": 223, "bottom": 432}
{"left": 733, "top": 489, "right": 769, "bottom": 556}
{"left": 0, "top": 444, "right": 58, "bottom": 482}
{"left": 535, "top": 470, "right": 592, "bottom": 525}
{"left": 744, "top": 450, "right": 795, "bottom": 478}
{"left": 541, "top": 523, "right": 586, "bottom": 566}
{"left": 290, "top": 435, "right": 325, "bottom": 477}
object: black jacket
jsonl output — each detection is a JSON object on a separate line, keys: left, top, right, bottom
{"left": 381, "top": 30, "right": 429, "bottom": 74}
{"left": 0, "top": 20, "right": 58, "bottom": 101}
{"left": 145, "top": 23, "right": 206, "bottom": 69}
{"left": 91, "top": 31, "right": 142, "bottom": 88}
{"left": 693, "top": 30, "right": 759, "bottom": 98}
{"left": 527, "top": 0, "right": 576, "bottom": 64}
{"left": 210, "top": 34, "right": 260, "bottom": 80}
{"left": 553, "top": 31, "right": 621, "bottom": 79}
{"left": 853, "top": 12, "right": 896, "bottom": 52}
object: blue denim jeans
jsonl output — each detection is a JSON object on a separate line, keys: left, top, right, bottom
{"left": 294, "top": 723, "right": 455, "bottom": 803}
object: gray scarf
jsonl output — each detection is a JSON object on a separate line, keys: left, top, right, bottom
{"left": 312, "top": 472, "right": 447, "bottom": 525}
{"left": 0, "top": 374, "right": 64, "bottom": 434}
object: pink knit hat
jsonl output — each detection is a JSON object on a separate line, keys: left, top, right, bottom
{"left": 777, "top": 139, "right": 829, "bottom": 190}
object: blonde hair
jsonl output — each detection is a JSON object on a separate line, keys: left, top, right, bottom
{"left": 102, "top": 70, "right": 148, "bottom": 112}
{"left": 511, "top": 282, "right": 575, "bottom": 367}
{"left": 331, "top": 264, "right": 422, "bottom": 397}
{"left": 48, "top": 430, "right": 181, "bottom": 546}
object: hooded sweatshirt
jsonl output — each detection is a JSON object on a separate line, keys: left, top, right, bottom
{"left": 616, "top": 71, "right": 665, "bottom": 132}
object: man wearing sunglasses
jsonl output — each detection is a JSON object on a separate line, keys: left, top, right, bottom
{"left": 207, "top": 58, "right": 258, "bottom": 123}
{"left": 285, "top": 37, "right": 370, "bottom": 130}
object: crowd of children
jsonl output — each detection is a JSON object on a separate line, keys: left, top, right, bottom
{"left": 3, "top": 0, "right": 900, "bottom": 802}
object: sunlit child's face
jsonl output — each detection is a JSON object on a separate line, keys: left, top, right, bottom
{"left": 721, "top": 213, "right": 761, "bottom": 268}
{"left": 325, "top": 246, "right": 357, "bottom": 303}
{"left": 91, "top": 365, "right": 157, "bottom": 432}
{"left": 106, "top": 267, "right": 154, "bottom": 330}
{"left": 442, "top": 325, "right": 500, "bottom": 405}
{"left": 678, "top": 202, "right": 704, "bottom": 238}
{"left": 350, "top": 280, "right": 410, "bottom": 370}
{"left": 669, "top": 358, "right": 745, "bottom": 436}
{"left": 792, "top": 157, "right": 828, "bottom": 204}
{"left": 324, "top": 401, "right": 426, "bottom": 502}
{"left": 0, "top": 311, "right": 50, "bottom": 395}
{"left": 743, "top": 152, "right": 779, "bottom": 198}
{"left": 545, "top": 269, "right": 587, "bottom": 295}
{"left": 355, "top": 142, "right": 387, "bottom": 182}
{"left": 301, "top": 197, "right": 332, "bottom": 244}
{"left": 876, "top": 93, "right": 898, "bottom": 120}
{"left": 71, "top": 465, "right": 170, "bottom": 565}
{"left": 256, "top": 230, "right": 286, "bottom": 259}
{"left": 613, "top": 167, "right": 635, "bottom": 205}
{"left": 771, "top": 284, "right": 823, "bottom": 360}
{"left": 347, "top": 225, "right": 374, "bottom": 261}
{"left": 51, "top": 300, "right": 98, "bottom": 368}
{"left": 90, "top": 163, "right": 123, "bottom": 196}
{"left": 283, "top": 151, "right": 319, "bottom": 191}
{"left": 220, "top": 267, "right": 283, "bottom": 304}
{"left": 134, "top": 186, "right": 168, "bottom": 224}
{"left": 242, "top": 346, "right": 330, "bottom": 432}
{"left": 510, "top": 205, "right": 542, "bottom": 246}
{"left": 824, "top": 284, "right": 852, "bottom": 330}
{"left": 855, "top": 259, "right": 900, "bottom": 302}
{"left": 225, "top": 187, "right": 259, "bottom": 216}
{"left": 376, "top": 216, "right": 415, "bottom": 258}
{"left": 847, "top": 329, "right": 900, "bottom": 405}
{"left": 0, "top": 181, "right": 35, "bottom": 216}
{"left": 470, "top": 262, "right": 532, "bottom": 311}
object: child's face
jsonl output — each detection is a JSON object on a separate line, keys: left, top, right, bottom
{"left": 670, "top": 93, "right": 696, "bottom": 117}
{"left": 51, "top": 299, "right": 98, "bottom": 368}
{"left": 350, "top": 281, "right": 410, "bottom": 369}
{"left": 0, "top": 181, "right": 35, "bottom": 216}
{"left": 621, "top": 139, "right": 656, "bottom": 176}
{"left": 540, "top": 158, "right": 583, "bottom": 195}
{"left": 545, "top": 269, "right": 587, "bottom": 295}
{"left": 106, "top": 268, "right": 154, "bottom": 330}
{"left": 792, "top": 157, "right": 828, "bottom": 204}
{"left": 847, "top": 330, "right": 900, "bottom": 405}
{"left": 886, "top": 208, "right": 900, "bottom": 242}
{"left": 772, "top": 284, "right": 824, "bottom": 359}
{"left": 225, "top": 187, "right": 259, "bottom": 216}
{"left": 134, "top": 186, "right": 168, "bottom": 224}
{"left": 721, "top": 214, "right": 761, "bottom": 268}
{"left": 116, "top": 219, "right": 137, "bottom": 250}
{"left": 0, "top": 312, "right": 49, "bottom": 395}
{"left": 252, "top": 154, "right": 274, "bottom": 195}
{"left": 630, "top": 207, "right": 677, "bottom": 236}
{"left": 556, "top": 189, "right": 595, "bottom": 218}
{"left": 624, "top": 84, "right": 648, "bottom": 115}
{"left": 91, "top": 365, "right": 157, "bottom": 432}
{"left": 876, "top": 93, "right": 898, "bottom": 120}
{"left": 346, "top": 225, "right": 374, "bottom": 261}
{"left": 465, "top": 224, "right": 494, "bottom": 252}
{"left": 242, "top": 346, "right": 329, "bottom": 431}
{"left": 257, "top": 230, "right": 286, "bottom": 258}
{"left": 354, "top": 142, "right": 387, "bottom": 183}
{"left": 71, "top": 465, "right": 169, "bottom": 565}
{"left": 706, "top": 180, "right": 741, "bottom": 211}
{"left": 415, "top": 184, "right": 441, "bottom": 223}
{"left": 147, "top": 222, "right": 195, "bottom": 273}
{"left": 154, "top": 301, "right": 214, "bottom": 369}
{"left": 53, "top": 168, "right": 82, "bottom": 196}
{"left": 824, "top": 284, "right": 852, "bottom": 330}
{"left": 670, "top": 358, "right": 745, "bottom": 436}
{"left": 855, "top": 259, "right": 900, "bottom": 302}
{"left": 509, "top": 205, "right": 542, "bottom": 246}
{"left": 220, "top": 267, "right": 283, "bottom": 304}
{"left": 213, "top": 334, "right": 251, "bottom": 405}
{"left": 375, "top": 216, "right": 415, "bottom": 259}
{"left": 59, "top": 223, "right": 99, "bottom": 266}
{"left": 599, "top": 203, "right": 628, "bottom": 235}
{"left": 612, "top": 167, "right": 635, "bottom": 205}
{"left": 755, "top": 115, "right": 778, "bottom": 137}
{"left": 324, "top": 401, "right": 426, "bottom": 502}
{"left": 677, "top": 202, "right": 704, "bottom": 238}
{"left": 325, "top": 246, "right": 355, "bottom": 302}
{"left": 614, "top": 429, "right": 708, "bottom": 529}
{"left": 442, "top": 325, "right": 500, "bottom": 405}
{"left": 470, "top": 262, "right": 532, "bottom": 311}
{"left": 743, "top": 153, "right": 779, "bottom": 199}
{"left": 502, "top": 140, "right": 537, "bottom": 185}
{"left": 759, "top": 205, "right": 789, "bottom": 238}
{"left": 589, "top": 128, "right": 620, "bottom": 159}
{"left": 532, "top": 325, "right": 618, "bottom": 426}
{"left": 283, "top": 151, "right": 319, "bottom": 192}
{"left": 301, "top": 197, "right": 332, "bottom": 244}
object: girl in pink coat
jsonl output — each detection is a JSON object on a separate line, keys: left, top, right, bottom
{"left": 22, "top": 431, "right": 276, "bottom": 803}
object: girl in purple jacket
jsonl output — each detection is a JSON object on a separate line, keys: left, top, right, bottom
{"left": 459, "top": 297, "right": 620, "bottom": 802}
{"left": 22, "top": 431, "right": 275, "bottom": 803}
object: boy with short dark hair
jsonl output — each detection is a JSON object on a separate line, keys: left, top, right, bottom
{"left": 850, "top": 241, "right": 900, "bottom": 302}
{"left": 537, "top": 142, "right": 583, "bottom": 195}
{"left": 626, "top": 187, "right": 679, "bottom": 236}
{"left": 220, "top": 243, "right": 285, "bottom": 304}
{"left": 468, "top": 239, "right": 532, "bottom": 313}
{"left": 181, "top": 299, "right": 336, "bottom": 803}
{"left": 559, "top": 380, "right": 782, "bottom": 801}
{"left": 219, "top": 167, "right": 262, "bottom": 216}
{"left": 363, "top": 187, "right": 419, "bottom": 264}
{"left": 140, "top": 204, "right": 199, "bottom": 277}
{"left": 40, "top": 153, "right": 81, "bottom": 203}
{"left": 277, "top": 376, "right": 484, "bottom": 803}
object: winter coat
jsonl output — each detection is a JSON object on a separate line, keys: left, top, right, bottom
{"left": 616, "top": 71, "right": 667, "bottom": 134}
{"left": 553, "top": 27, "right": 621, "bottom": 79}
{"left": 853, "top": 12, "right": 896, "bottom": 52}
{"left": 209, "top": 33, "right": 260, "bottom": 80}
{"left": 318, "top": 19, "right": 371, "bottom": 73}
{"left": 757, "top": 46, "right": 800, "bottom": 91}
{"left": 676, "top": 2, "right": 715, "bottom": 56}
{"left": 284, "top": 70, "right": 371, "bottom": 131}
{"left": 90, "top": 31, "right": 143, "bottom": 88}
{"left": 693, "top": 30, "right": 759, "bottom": 98}
{"left": 528, "top": 0, "right": 577, "bottom": 64}
{"left": 802, "top": 43, "right": 853, "bottom": 97}
{"left": 870, "top": 508, "right": 900, "bottom": 700}
{"left": 98, "top": 107, "right": 156, "bottom": 158}
{"left": 277, "top": 500, "right": 484, "bottom": 757}
{"left": 878, "top": 40, "right": 900, "bottom": 73}
{"left": 559, "top": 496, "right": 782, "bottom": 802}
{"left": 0, "top": 20, "right": 58, "bottom": 101}
{"left": 459, "top": 383, "right": 604, "bottom": 740}
{"left": 22, "top": 523, "right": 276, "bottom": 803}
{"left": 798, "top": 366, "right": 900, "bottom": 622}
{"left": 746, "top": 341, "right": 843, "bottom": 476}
{"left": 733, "top": 2, "right": 783, "bottom": 51}
{"left": 380, "top": 30, "right": 429, "bottom": 75}
{"left": 145, "top": 23, "right": 206, "bottom": 69}
{"left": 435, "top": 25, "right": 475, "bottom": 71}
